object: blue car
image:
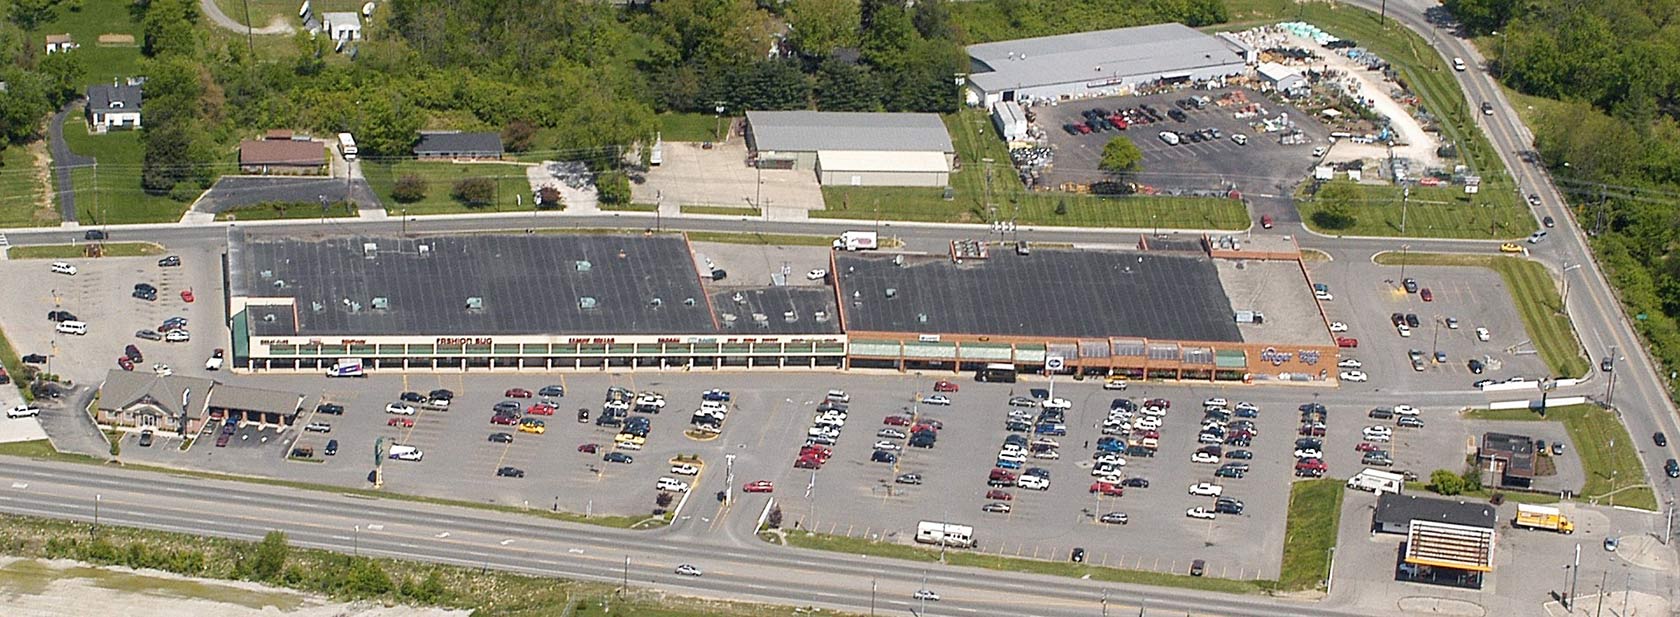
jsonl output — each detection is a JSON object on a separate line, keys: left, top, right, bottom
{"left": 1234, "top": 408, "right": 1258, "bottom": 418}
{"left": 995, "top": 458, "right": 1023, "bottom": 470}
{"left": 1096, "top": 437, "right": 1124, "bottom": 452}
{"left": 1035, "top": 423, "right": 1067, "bottom": 436}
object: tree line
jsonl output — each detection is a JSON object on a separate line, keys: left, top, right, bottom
{"left": 1442, "top": 0, "right": 1680, "bottom": 389}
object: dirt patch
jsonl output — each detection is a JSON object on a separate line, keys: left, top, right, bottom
{"left": 0, "top": 557, "right": 468, "bottom": 617}
{"left": 26, "top": 141, "right": 59, "bottom": 225}
{"left": 96, "top": 34, "right": 136, "bottom": 46}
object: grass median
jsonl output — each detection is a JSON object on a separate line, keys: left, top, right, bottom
{"left": 780, "top": 530, "right": 1272, "bottom": 594}
{"left": 815, "top": 110, "right": 1249, "bottom": 230}
{"left": 362, "top": 161, "right": 534, "bottom": 216}
{"left": 1373, "top": 252, "right": 1587, "bottom": 377}
{"left": 215, "top": 201, "right": 359, "bottom": 221}
{"left": 6, "top": 242, "right": 166, "bottom": 259}
{"left": 1277, "top": 479, "right": 1344, "bottom": 592}
{"left": 1464, "top": 404, "right": 1658, "bottom": 511}
{"left": 680, "top": 205, "right": 761, "bottom": 217}
{"left": 685, "top": 231, "right": 837, "bottom": 247}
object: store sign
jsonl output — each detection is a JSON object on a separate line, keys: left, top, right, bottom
{"left": 1298, "top": 350, "right": 1321, "bottom": 366}
{"left": 437, "top": 337, "right": 493, "bottom": 346}
{"left": 1260, "top": 347, "right": 1294, "bottom": 367}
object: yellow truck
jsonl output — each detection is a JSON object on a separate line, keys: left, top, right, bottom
{"left": 1514, "top": 503, "right": 1574, "bottom": 534}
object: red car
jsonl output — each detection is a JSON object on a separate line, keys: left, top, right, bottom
{"left": 1075, "top": 123, "right": 1092, "bottom": 134}
{"left": 117, "top": 356, "right": 135, "bottom": 371}
{"left": 577, "top": 443, "right": 600, "bottom": 454}
{"left": 910, "top": 422, "right": 940, "bottom": 435}
{"left": 794, "top": 457, "right": 823, "bottom": 469}
{"left": 800, "top": 446, "right": 832, "bottom": 460}
{"left": 1295, "top": 459, "right": 1327, "bottom": 471}
{"left": 1260, "top": 214, "right": 1274, "bottom": 229}
{"left": 1109, "top": 115, "right": 1129, "bottom": 130}
{"left": 1137, "top": 429, "right": 1160, "bottom": 440}
{"left": 491, "top": 415, "right": 520, "bottom": 426}
{"left": 1336, "top": 337, "right": 1359, "bottom": 348}
{"left": 933, "top": 380, "right": 959, "bottom": 393}
{"left": 180, "top": 289, "right": 195, "bottom": 303}
{"left": 526, "top": 403, "right": 556, "bottom": 416}
{"left": 1420, "top": 288, "right": 1434, "bottom": 302}
{"left": 743, "top": 480, "right": 774, "bottom": 493}
{"left": 883, "top": 415, "right": 912, "bottom": 426}
{"left": 1355, "top": 442, "right": 1382, "bottom": 452}
{"left": 388, "top": 417, "right": 415, "bottom": 428}
{"left": 1089, "top": 481, "right": 1125, "bottom": 496}
{"left": 985, "top": 489, "right": 1013, "bottom": 501}
{"left": 1144, "top": 398, "right": 1171, "bottom": 409}
{"left": 505, "top": 388, "right": 533, "bottom": 398}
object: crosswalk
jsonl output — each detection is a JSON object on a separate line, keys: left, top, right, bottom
{"left": 0, "top": 233, "right": 9, "bottom": 259}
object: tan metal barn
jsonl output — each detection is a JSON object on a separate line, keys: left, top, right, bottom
{"left": 816, "top": 151, "right": 951, "bottom": 187}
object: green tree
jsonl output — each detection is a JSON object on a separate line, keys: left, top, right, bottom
{"left": 36, "top": 50, "right": 86, "bottom": 106}
{"left": 787, "top": 0, "right": 859, "bottom": 58}
{"left": 391, "top": 175, "right": 428, "bottom": 203}
{"left": 1098, "top": 136, "right": 1143, "bottom": 175}
{"left": 1310, "top": 180, "right": 1360, "bottom": 230}
{"left": 501, "top": 119, "right": 537, "bottom": 153}
{"left": 247, "top": 531, "right": 289, "bottom": 581}
{"left": 141, "top": 0, "right": 200, "bottom": 57}
{"left": 814, "top": 58, "right": 879, "bottom": 111}
{"left": 1460, "top": 468, "right": 1483, "bottom": 493}
{"left": 354, "top": 96, "right": 421, "bottom": 157}
{"left": 595, "top": 170, "right": 631, "bottom": 205}
{"left": 344, "top": 558, "right": 392, "bottom": 596}
{"left": 1428, "top": 469, "right": 1466, "bottom": 496}
{"left": 451, "top": 177, "right": 495, "bottom": 207}
{"left": 8, "top": 0, "right": 57, "bottom": 31}
{"left": 0, "top": 69, "right": 52, "bottom": 143}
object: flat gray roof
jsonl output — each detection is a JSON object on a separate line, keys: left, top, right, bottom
{"left": 1215, "top": 259, "right": 1333, "bottom": 346}
{"left": 1375, "top": 493, "right": 1497, "bottom": 530}
{"left": 414, "top": 132, "right": 504, "bottom": 157}
{"left": 710, "top": 287, "right": 842, "bottom": 335}
{"left": 835, "top": 249, "right": 1242, "bottom": 342}
{"left": 232, "top": 232, "right": 719, "bottom": 336}
{"left": 746, "top": 111, "right": 954, "bottom": 154}
{"left": 967, "top": 23, "right": 1247, "bottom": 93}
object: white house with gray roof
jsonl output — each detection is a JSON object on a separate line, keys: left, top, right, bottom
{"left": 964, "top": 23, "right": 1254, "bottom": 107}
{"left": 745, "top": 111, "right": 954, "bottom": 186}
{"left": 85, "top": 80, "right": 143, "bottom": 133}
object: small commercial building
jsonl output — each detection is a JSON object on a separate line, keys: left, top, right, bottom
{"left": 1372, "top": 493, "right": 1497, "bottom": 535}
{"left": 1479, "top": 432, "right": 1537, "bottom": 488}
{"left": 414, "top": 132, "right": 505, "bottom": 160}
{"left": 239, "top": 137, "right": 328, "bottom": 175}
{"left": 95, "top": 371, "right": 214, "bottom": 436}
{"left": 991, "top": 100, "right": 1028, "bottom": 142}
{"left": 965, "top": 23, "right": 1254, "bottom": 107}
{"left": 205, "top": 383, "right": 305, "bottom": 426}
{"left": 1257, "top": 62, "right": 1306, "bottom": 92}
{"left": 86, "top": 80, "right": 143, "bottom": 133}
{"left": 744, "top": 111, "right": 954, "bottom": 185}
{"left": 322, "top": 11, "right": 362, "bottom": 41}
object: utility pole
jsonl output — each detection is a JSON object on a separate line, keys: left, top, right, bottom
{"left": 1400, "top": 183, "right": 1410, "bottom": 234}
{"left": 1594, "top": 570, "right": 1607, "bottom": 616}
{"left": 620, "top": 555, "right": 629, "bottom": 596}
{"left": 241, "top": 0, "right": 255, "bottom": 56}
{"left": 1570, "top": 543, "right": 1581, "bottom": 613}
{"left": 870, "top": 578, "right": 876, "bottom": 616}
{"left": 1101, "top": 589, "right": 1108, "bottom": 617}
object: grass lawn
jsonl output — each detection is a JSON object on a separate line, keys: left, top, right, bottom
{"left": 1277, "top": 479, "right": 1344, "bottom": 591}
{"left": 8, "top": 242, "right": 165, "bottom": 259}
{"left": 1221, "top": 0, "right": 1534, "bottom": 239}
{"left": 215, "top": 201, "right": 358, "bottom": 221}
{"left": 1464, "top": 405, "right": 1658, "bottom": 510}
{"left": 658, "top": 112, "right": 732, "bottom": 143}
{"left": 779, "top": 531, "right": 1270, "bottom": 594}
{"left": 685, "top": 231, "right": 838, "bottom": 247}
{"left": 0, "top": 144, "right": 56, "bottom": 227}
{"left": 601, "top": 202, "right": 660, "bottom": 212}
{"left": 362, "top": 161, "right": 534, "bottom": 216}
{"left": 1299, "top": 182, "right": 1536, "bottom": 239}
{"left": 680, "top": 205, "right": 760, "bottom": 216}
{"left": 1373, "top": 252, "right": 1588, "bottom": 377}
{"left": 39, "top": 0, "right": 145, "bottom": 85}
{"left": 817, "top": 111, "right": 1248, "bottom": 229}
{"left": 0, "top": 326, "right": 31, "bottom": 402}
{"left": 61, "top": 115, "right": 207, "bottom": 225}
{"left": 211, "top": 0, "right": 364, "bottom": 28}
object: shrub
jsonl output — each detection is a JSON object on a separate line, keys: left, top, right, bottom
{"left": 656, "top": 492, "right": 673, "bottom": 508}
{"left": 595, "top": 170, "right": 631, "bottom": 204}
{"left": 1428, "top": 469, "right": 1465, "bottom": 495}
{"left": 344, "top": 558, "right": 393, "bottom": 596}
{"left": 502, "top": 120, "right": 538, "bottom": 153}
{"left": 766, "top": 506, "right": 783, "bottom": 529}
{"left": 246, "top": 531, "right": 290, "bottom": 581}
{"left": 451, "top": 177, "right": 495, "bottom": 206}
{"left": 391, "top": 174, "right": 428, "bottom": 203}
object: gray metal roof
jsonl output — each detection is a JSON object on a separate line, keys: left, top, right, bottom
{"left": 232, "top": 232, "right": 721, "bottom": 336}
{"left": 206, "top": 384, "right": 304, "bottom": 416}
{"left": 414, "top": 132, "right": 504, "bottom": 157}
{"left": 966, "top": 23, "right": 1247, "bottom": 93}
{"left": 98, "top": 370, "right": 213, "bottom": 420}
{"left": 86, "top": 82, "right": 142, "bottom": 114}
{"left": 746, "top": 111, "right": 953, "bottom": 153}
{"left": 1374, "top": 493, "right": 1497, "bottom": 530}
{"left": 835, "top": 248, "right": 1242, "bottom": 342}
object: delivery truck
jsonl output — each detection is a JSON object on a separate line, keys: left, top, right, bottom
{"left": 325, "top": 358, "right": 365, "bottom": 378}
{"left": 915, "top": 521, "right": 975, "bottom": 548}
{"left": 1345, "top": 468, "right": 1405, "bottom": 494}
{"left": 1514, "top": 503, "right": 1574, "bottom": 533}
{"left": 833, "top": 231, "right": 879, "bottom": 251}
{"left": 337, "top": 133, "right": 358, "bottom": 160}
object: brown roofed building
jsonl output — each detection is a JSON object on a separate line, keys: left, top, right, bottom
{"left": 1479, "top": 432, "right": 1536, "bottom": 488}
{"left": 239, "top": 138, "right": 327, "bottom": 175}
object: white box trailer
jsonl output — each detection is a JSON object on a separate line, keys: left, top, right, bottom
{"left": 833, "top": 231, "right": 878, "bottom": 251}
{"left": 1346, "top": 468, "right": 1405, "bottom": 494}
{"left": 915, "top": 521, "right": 975, "bottom": 548}
{"left": 325, "top": 358, "right": 364, "bottom": 378}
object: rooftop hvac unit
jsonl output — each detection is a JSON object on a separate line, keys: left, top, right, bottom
{"left": 465, "top": 297, "right": 484, "bottom": 311}
{"left": 371, "top": 297, "right": 390, "bottom": 310}
{"left": 272, "top": 280, "right": 287, "bottom": 288}
{"left": 893, "top": 255, "right": 905, "bottom": 266}
{"left": 683, "top": 298, "right": 696, "bottom": 306}
{"left": 259, "top": 269, "right": 273, "bottom": 279}
{"left": 917, "top": 313, "right": 928, "bottom": 323}
{"left": 815, "top": 311, "right": 830, "bottom": 322}
{"left": 885, "top": 288, "right": 897, "bottom": 298}
{"left": 649, "top": 297, "right": 663, "bottom": 308}
{"left": 733, "top": 292, "right": 746, "bottom": 304}
{"left": 578, "top": 297, "right": 598, "bottom": 310}
{"left": 311, "top": 301, "right": 324, "bottom": 312}
{"left": 720, "top": 313, "right": 737, "bottom": 327}
{"left": 261, "top": 313, "right": 276, "bottom": 322}
{"left": 363, "top": 242, "right": 378, "bottom": 258}
{"left": 418, "top": 244, "right": 431, "bottom": 256}
{"left": 575, "top": 260, "right": 592, "bottom": 272}
{"left": 752, "top": 313, "right": 769, "bottom": 328}
{"left": 783, "top": 310, "right": 797, "bottom": 322}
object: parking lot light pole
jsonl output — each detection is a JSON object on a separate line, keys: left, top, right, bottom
{"left": 93, "top": 494, "right": 100, "bottom": 529}
{"left": 353, "top": 525, "right": 359, "bottom": 557}
{"left": 1399, "top": 244, "right": 1410, "bottom": 284}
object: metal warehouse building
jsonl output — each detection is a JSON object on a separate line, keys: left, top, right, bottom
{"left": 745, "top": 111, "right": 954, "bottom": 186}
{"left": 965, "top": 23, "right": 1255, "bottom": 107}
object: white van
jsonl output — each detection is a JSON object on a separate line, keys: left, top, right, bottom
{"left": 50, "top": 262, "right": 77, "bottom": 275}
{"left": 56, "top": 321, "right": 87, "bottom": 335}
{"left": 388, "top": 445, "right": 423, "bottom": 461}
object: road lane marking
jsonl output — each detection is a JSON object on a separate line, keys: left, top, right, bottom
{"left": 500, "top": 539, "right": 515, "bottom": 546}
{"left": 11, "top": 482, "right": 27, "bottom": 489}
{"left": 435, "top": 532, "right": 450, "bottom": 538}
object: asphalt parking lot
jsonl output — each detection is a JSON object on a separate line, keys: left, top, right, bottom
{"left": 1037, "top": 87, "right": 1330, "bottom": 195}
{"left": 1308, "top": 256, "right": 1551, "bottom": 392}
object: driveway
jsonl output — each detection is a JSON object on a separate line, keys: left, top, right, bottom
{"left": 48, "top": 103, "right": 93, "bottom": 223}
{"left": 198, "top": 0, "right": 294, "bottom": 35}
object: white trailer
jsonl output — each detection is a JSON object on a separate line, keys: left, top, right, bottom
{"left": 337, "top": 132, "right": 358, "bottom": 160}
{"left": 833, "top": 231, "right": 879, "bottom": 251}
{"left": 915, "top": 521, "right": 975, "bottom": 548}
{"left": 1346, "top": 468, "right": 1405, "bottom": 494}
{"left": 325, "top": 358, "right": 364, "bottom": 378}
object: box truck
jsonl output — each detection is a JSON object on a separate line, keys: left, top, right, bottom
{"left": 833, "top": 231, "right": 878, "bottom": 251}
{"left": 337, "top": 133, "right": 358, "bottom": 160}
{"left": 1514, "top": 503, "right": 1574, "bottom": 533}
{"left": 915, "top": 521, "right": 975, "bottom": 548}
{"left": 1345, "top": 468, "right": 1405, "bottom": 494}
{"left": 325, "top": 358, "right": 364, "bottom": 378}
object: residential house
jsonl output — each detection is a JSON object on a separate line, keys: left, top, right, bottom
{"left": 239, "top": 136, "right": 328, "bottom": 175}
{"left": 96, "top": 370, "right": 214, "bottom": 436}
{"left": 414, "top": 131, "right": 505, "bottom": 160}
{"left": 86, "top": 80, "right": 143, "bottom": 133}
{"left": 45, "top": 34, "right": 78, "bottom": 54}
